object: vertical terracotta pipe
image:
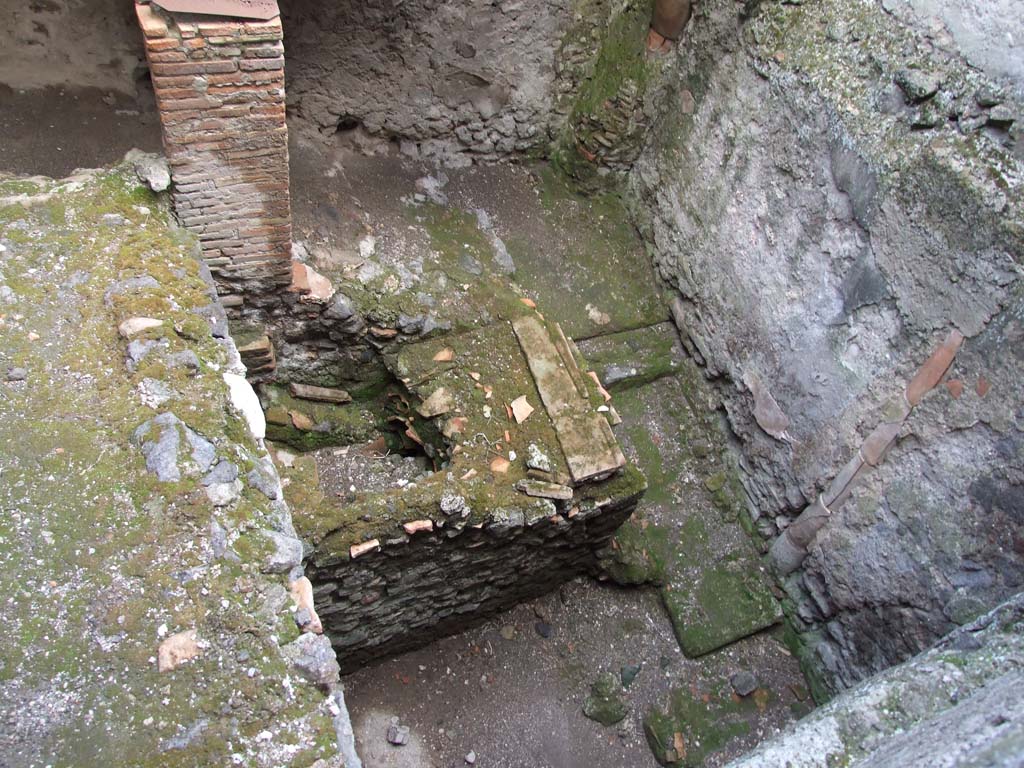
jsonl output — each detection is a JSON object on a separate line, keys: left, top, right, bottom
{"left": 652, "top": 0, "right": 692, "bottom": 41}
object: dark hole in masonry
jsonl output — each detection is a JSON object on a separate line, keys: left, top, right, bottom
{"left": 335, "top": 116, "right": 361, "bottom": 135}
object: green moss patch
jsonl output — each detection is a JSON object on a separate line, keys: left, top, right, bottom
{"left": 0, "top": 166, "right": 341, "bottom": 766}
{"left": 261, "top": 383, "right": 385, "bottom": 451}
{"left": 577, "top": 322, "right": 682, "bottom": 392}
{"left": 644, "top": 683, "right": 769, "bottom": 766}
{"left": 663, "top": 560, "right": 782, "bottom": 658}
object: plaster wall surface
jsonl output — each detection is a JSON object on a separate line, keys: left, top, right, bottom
{"left": 0, "top": 0, "right": 145, "bottom": 92}
{"left": 629, "top": 0, "right": 1024, "bottom": 694}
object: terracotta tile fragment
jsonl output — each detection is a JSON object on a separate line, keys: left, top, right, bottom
{"left": 906, "top": 330, "right": 965, "bottom": 405}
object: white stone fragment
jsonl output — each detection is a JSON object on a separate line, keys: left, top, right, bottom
{"left": 223, "top": 372, "right": 266, "bottom": 442}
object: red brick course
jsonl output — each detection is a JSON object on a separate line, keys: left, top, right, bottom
{"left": 136, "top": 2, "right": 292, "bottom": 301}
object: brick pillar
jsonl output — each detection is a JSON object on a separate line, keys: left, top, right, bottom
{"left": 135, "top": 1, "right": 292, "bottom": 305}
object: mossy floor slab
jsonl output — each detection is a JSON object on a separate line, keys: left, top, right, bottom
{"left": 577, "top": 321, "right": 684, "bottom": 392}
{"left": 644, "top": 678, "right": 775, "bottom": 767}
{"left": 602, "top": 362, "right": 782, "bottom": 658}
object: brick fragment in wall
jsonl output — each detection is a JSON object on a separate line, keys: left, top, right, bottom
{"left": 136, "top": 1, "right": 291, "bottom": 298}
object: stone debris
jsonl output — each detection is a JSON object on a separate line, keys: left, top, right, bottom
{"left": 515, "top": 479, "right": 573, "bottom": 501}
{"left": 289, "top": 382, "right": 352, "bottom": 404}
{"left": 894, "top": 67, "right": 943, "bottom": 102}
{"left": 730, "top": 670, "right": 758, "bottom": 697}
{"left": 167, "top": 349, "right": 201, "bottom": 375}
{"left": 127, "top": 149, "right": 171, "bottom": 192}
{"left": 247, "top": 458, "right": 281, "bottom": 500}
{"left": 386, "top": 718, "right": 410, "bottom": 746}
{"left": 159, "top": 718, "right": 209, "bottom": 753}
{"left": 132, "top": 412, "right": 216, "bottom": 483}
{"left": 418, "top": 387, "right": 454, "bottom": 417}
{"left": 104, "top": 275, "right": 160, "bottom": 307}
{"left": 281, "top": 633, "right": 340, "bottom": 688}
{"left": 621, "top": 664, "right": 641, "bottom": 688}
{"left": 205, "top": 479, "right": 242, "bottom": 507}
{"left": 125, "top": 338, "right": 163, "bottom": 371}
{"left": 583, "top": 672, "right": 628, "bottom": 726}
{"left": 137, "top": 377, "right": 173, "bottom": 409}
{"left": 260, "top": 529, "right": 303, "bottom": 574}
{"left": 118, "top": 316, "right": 163, "bottom": 338}
{"left": 290, "top": 576, "right": 324, "bottom": 634}
{"left": 6, "top": 367, "right": 27, "bottom": 382}
{"left": 525, "top": 443, "right": 551, "bottom": 472}
{"left": 158, "top": 629, "right": 201, "bottom": 672}
{"left": 510, "top": 395, "right": 535, "bottom": 423}
{"left": 440, "top": 491, "right": 470, "bottom": 517}
{"left": 465, "top": 751, "right": 477, "bottom": 764}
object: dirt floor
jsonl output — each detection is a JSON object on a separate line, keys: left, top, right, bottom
{"left": 0, "top": 83, "right": 161, "bottom": 178}
{"left": 344, "top": 582, "right": 808, "bottom": 768}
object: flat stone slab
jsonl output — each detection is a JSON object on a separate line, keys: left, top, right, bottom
{"left": 512, "top": 315, "right": 626, "bottom": 484}
{"left": 601, "top": 367, "right": 782, "bottom": 657}
{"left": 154, "top": 0, "right": 281, "bottom": 20}
{"left": 662, "top": 560, "right": 782, "bottom": 658}
{"left": 289, "top": 382, "right": 352, "bottom": 404}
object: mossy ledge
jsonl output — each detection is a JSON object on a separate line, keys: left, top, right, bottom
{"left": 0, "top": 164, "right": 347, "bottom": 767}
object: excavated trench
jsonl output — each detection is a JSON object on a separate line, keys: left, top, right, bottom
{"left": 1, "top": 0, "right": 1022, "bottom": 765}
{"left": 266, "top": 144, "right": 807, "bottom": 766}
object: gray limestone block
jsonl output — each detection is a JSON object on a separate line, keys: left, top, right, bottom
{"left": 247, "top": 456, "right": 282, "bottom": 501}
{"left": 202, "top": 460, "right": 239, "bottom": 487}
{"left": 281, "top": 633, "right": 340, "bottom": 688}
{"left": 260, "top": 529, "right": 304, "bottom": 574}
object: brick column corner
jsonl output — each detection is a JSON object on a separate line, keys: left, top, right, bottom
{"left": 135, "top": 0, "right": 292, "bottom": 306}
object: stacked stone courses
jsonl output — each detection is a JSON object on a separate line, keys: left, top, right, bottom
{"left": 136, "top": 1, "right": 292, "bottom": 303}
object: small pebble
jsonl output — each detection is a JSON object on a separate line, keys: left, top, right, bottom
{"left": 535, "top": 621, "right": 553, "bottom": 639}
{"left": 730, "top": 670, "right": 758, "bottom": 697}
{"left": 621, "top": 664, "right": 641, "bottom": 688}
{"left": 465, "top": 750, "right": 477, "bottom": 764}
{"left": 386, "top": 720, "right": 410, "bottom": 746}
{"left": 6, "top": 367, "right": 27, "bottom": 382}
